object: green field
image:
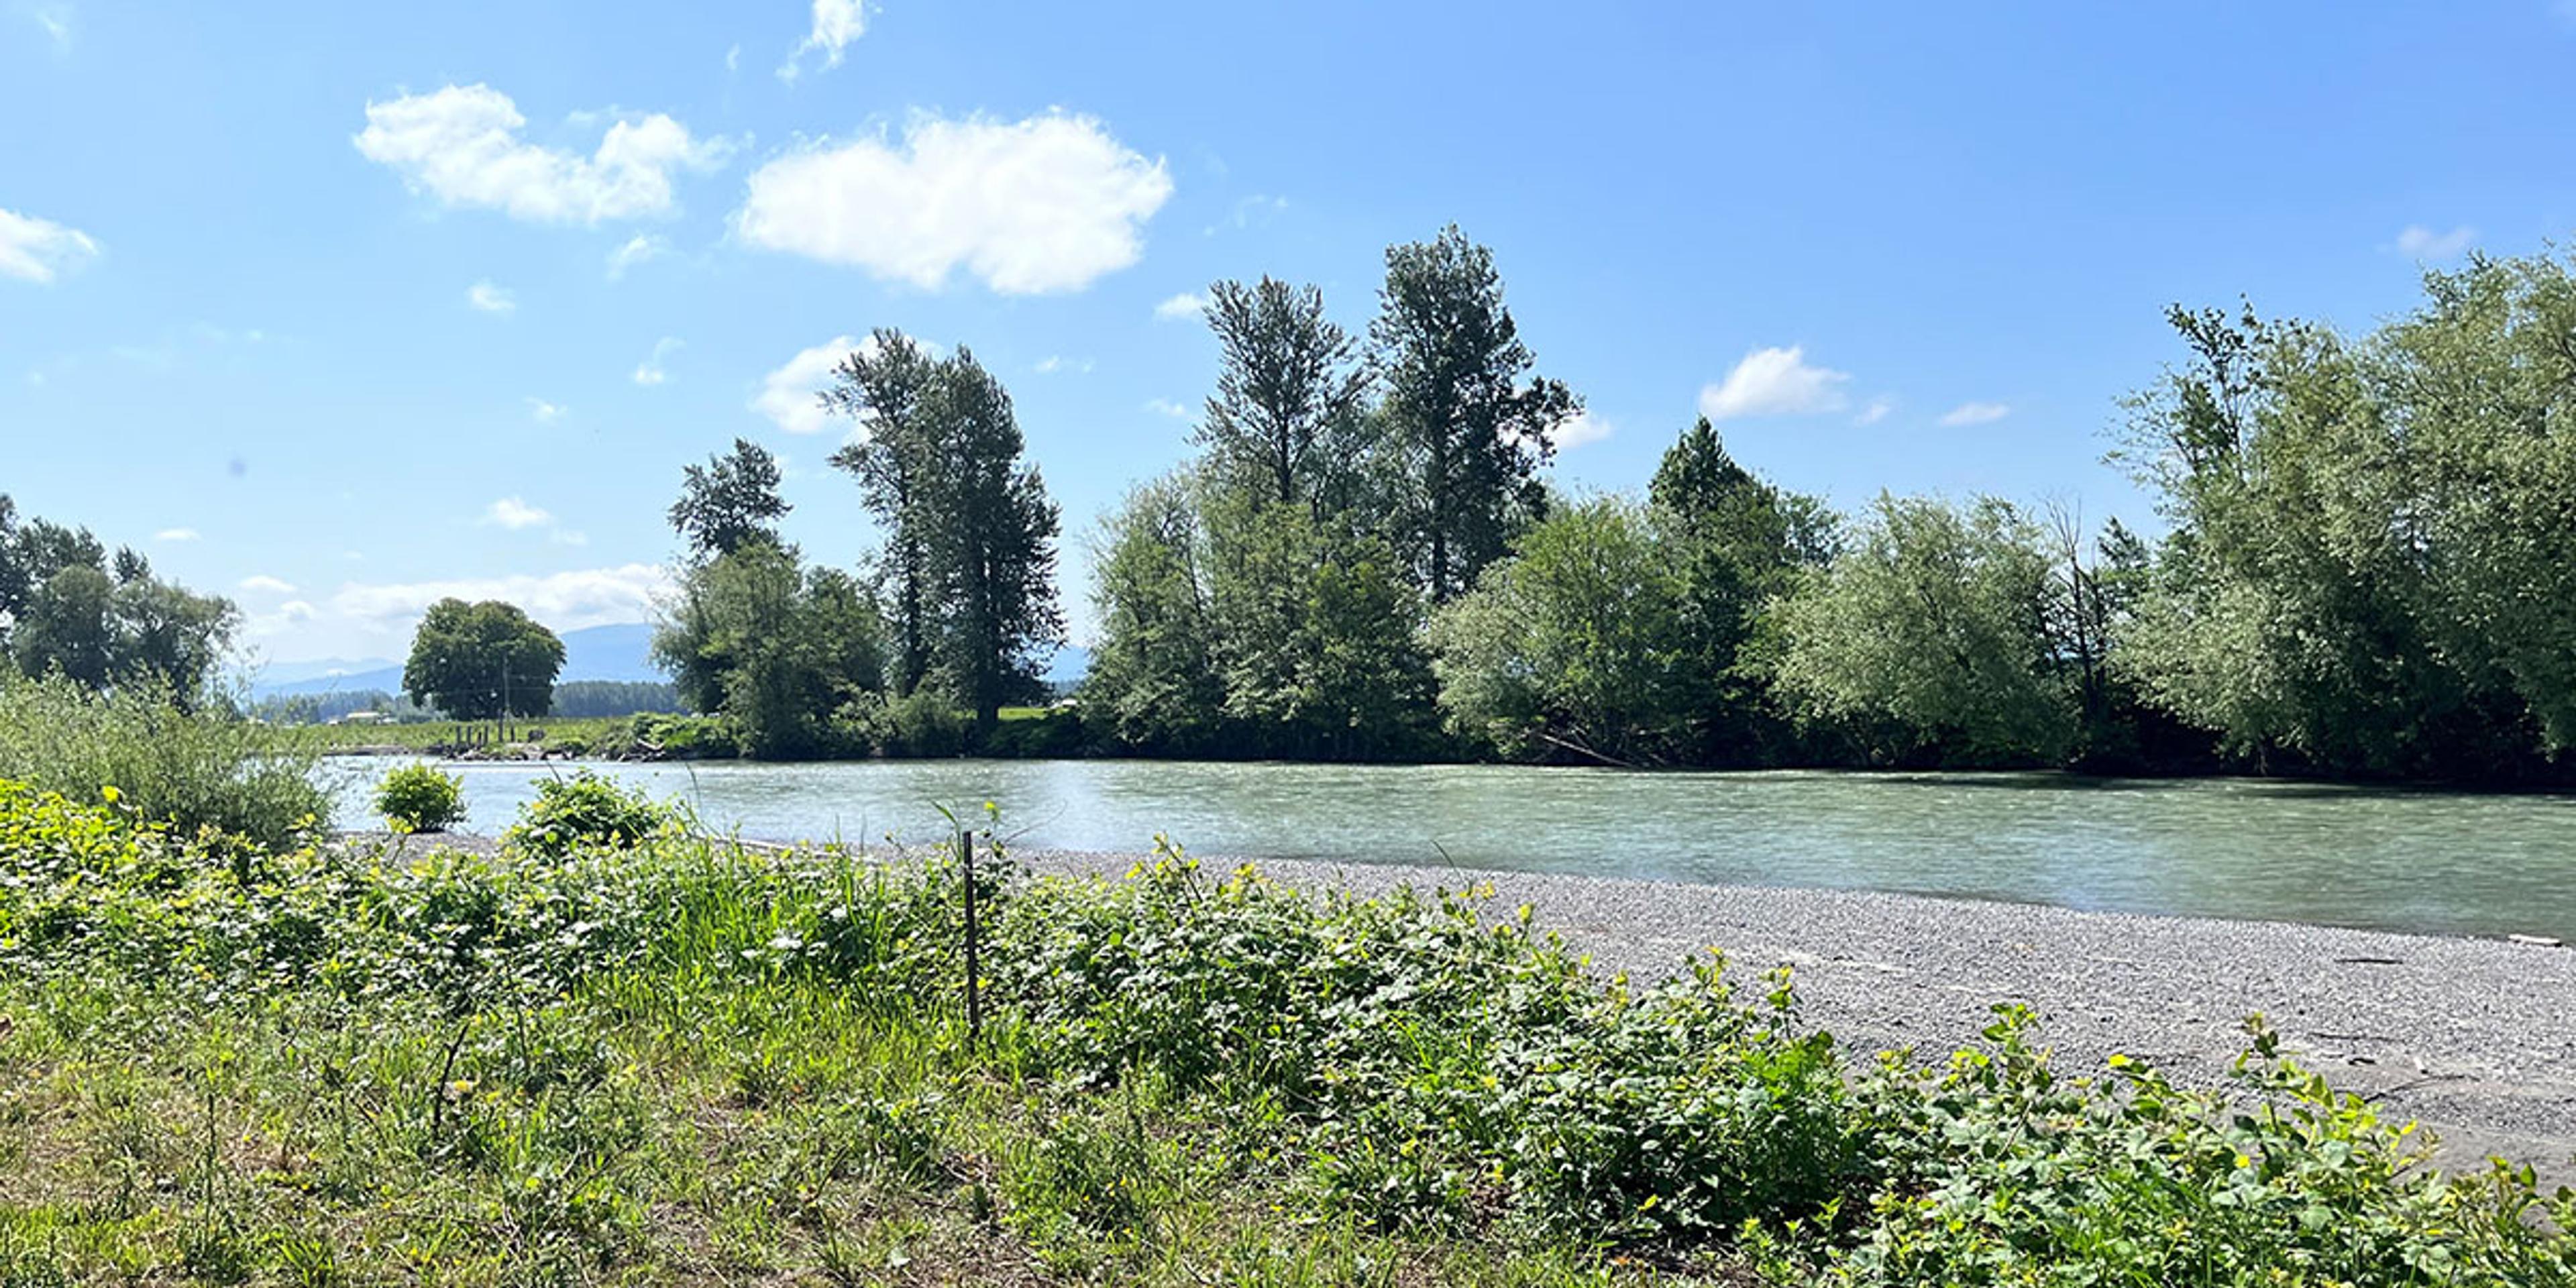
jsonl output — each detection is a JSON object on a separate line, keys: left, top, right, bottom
{"left": 292, "top": 714, "right": 641, "bottom": 754}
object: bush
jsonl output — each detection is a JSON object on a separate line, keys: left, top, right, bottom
{"left": 503, "top": 769, "right": 681, "bottom": 858}
{"left": 622, "top": 712, "right": 743, "bottom": 759}
{"left": 373, "top": 761, "right": 465, "bottom": 833}
{"left": 845, "top": 689, "right": 967, "bottom": 758}
{"left": 0, "top": 672, "right": 329, "bottom": 849}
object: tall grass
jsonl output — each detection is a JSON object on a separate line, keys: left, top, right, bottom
{"left": 0, "top": 672, "right": 331, "bottom": 847}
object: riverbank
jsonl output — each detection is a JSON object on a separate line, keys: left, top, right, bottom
{"left": 345, "top": 826, "right": 2576, "bottom": 1183}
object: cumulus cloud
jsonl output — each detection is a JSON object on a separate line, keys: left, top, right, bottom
{"left": 0, "top": 206, "right": 101, "bottom": 284}
{"left": 482, "top": 496, "right": 553, "bottom": 530}
{"left": 526, "top": 397, "right": 566, "bottom": 423}
{"left": 780, "top": 0, "right": 867, "bottom": 83}
{"left": 1554, "top": 409, "right": 1613, "bottom": 449}
{"left": 238, "top": 574, "right": 298, "bottom": 594}
{"left": 154, "top": 527, "right": 201, "bottom": 543}
{"left": 1033, "top": 355, "right": 1093, "bottom": 375}
{"left": 1699, "top": 345, "right": 1851, "bottom": 421}
{"left": 1937, "top": 401, "right": 2011, "bottom": 427}
{"left": 735, "top": 111, "right": 1172, "bottom": 294}
{"left": 1152, "top": 291, "right": 1205, "bottom": 320}
{"left": 329, "top": 564, "right": 673, "bottom": 640}
{"left": 1852, "top": 396, "right": 1895, "bottom": 427}
{"left": 466, "top": 280, "right": 516, "bottom": 313}
{"left": 2395, "top": 224, "right": 2476, "bottom": 260}
{"left": 354, "top": 83, "right": 727, "bottom": 225}
{"left": 1144, "top": 397, "right": 1190, "bottom": 419}
{"left": 753, "top": 335, "right": 857, "bottom": 434}
{"left": 606, "top": 233, "right": 668, "bottom": 279}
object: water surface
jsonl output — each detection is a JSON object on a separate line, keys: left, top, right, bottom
{"left": 334, "top": 759, "right": 2576, "bottom": 941}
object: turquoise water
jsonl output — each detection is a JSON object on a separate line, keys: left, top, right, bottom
{"left": 334, "top": 758, "right": 2576, "bottom": 941}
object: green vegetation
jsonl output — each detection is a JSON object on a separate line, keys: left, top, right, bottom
{"left": 500, "top": 767, "right": 683, "bottom": 857}
{"left": 0, "top": 672, "right": 325, "bottom": 847}
{"left": 372, "top": 761, "right": 464, "bottom": 833}
{"left": 299, "top": 713, "right": 636, "bottom": 753}
{"left": 0, "top": 496, "right": 237, "bottom": 703}
{"left": 1077, "top": 235, "right": 2576, "bottom": 783}
{"left": 0, "top": 777, "right": 2568, "bottom": 1284}
{"left": 402, "top": 597, "right": 568, "bottom": 724}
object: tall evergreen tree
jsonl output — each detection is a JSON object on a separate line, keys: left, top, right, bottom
{"left": 824, "top": 329, "right": 942, "bottom": 696}
{"left": 1372, "top": 226, "right": 1578, "bottom": 602}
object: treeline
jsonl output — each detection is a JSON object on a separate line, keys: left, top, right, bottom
{"left": 650, "top": 334, "right": 1063, "bottom": 759}
{"left": 1071, "top": 235, "right": 2576, "bottom": 783}
{"left": 253, "top": 680, "right": 681, "bottom": 726}
{"left": 0, "top": 497, "right": 234, "bottom": 706}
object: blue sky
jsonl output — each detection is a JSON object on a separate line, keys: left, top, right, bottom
{"left": 5, "top": 1, "right": 2573, "bottom": 665}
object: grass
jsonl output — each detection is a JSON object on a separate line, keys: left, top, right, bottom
{"left": 300, "top": 714, "right": 637, "bottom": 753}
{"left": 1, "top": 775, "right": 2571, "bottom": 1285}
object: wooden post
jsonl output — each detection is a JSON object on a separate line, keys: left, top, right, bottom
{"left": 959, "top": 822, "right": 981, "bottom": 1052}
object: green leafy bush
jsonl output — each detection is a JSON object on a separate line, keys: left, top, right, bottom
{"left": 373, "top": 761, "right": 465, "bottom": 833}
{"left": 503, "top": 769, "right": 681, "bottom": 858}
{"left": 0, "top": 671, "right": 329, "bottom": 847}
{"left": 845, "top": 689, "right": 966, "bottom": 758}
{"left": 620, "top": 712, "right": 743, "bottom": 759}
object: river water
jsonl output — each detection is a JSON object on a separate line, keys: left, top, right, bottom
{"left": 333, "top": 758, "right": 2576, "bottom": 941}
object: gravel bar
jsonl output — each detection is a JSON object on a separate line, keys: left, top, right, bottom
{"left": 1027, "top": 849, "right": 2576, "bottom": 1185}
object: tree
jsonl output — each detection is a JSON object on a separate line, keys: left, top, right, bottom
{"left": 1373, "top": 227, "right": 1578, "bottom": 602}
{"left": 0, "top": 497, "right": 235, "bottom": 701}
{"left": 824, "top": 329, "right": 943, "bottom": 696}
{"left": 651, "top": 541, "right": 886, "bottom": 758}
{"left": 1195, "top": 277, "right": 1376, "bottom": 513}
{"left": 1772, "top": 494, "right": 2076, "bottom": 765}
{"left": 1202, "top": 494, "right": 1433, "bottom": 758}
{"left": 402, "top": 599, "right": 566, "bottom": 722}
{"left": 914, "top": 349, "right": 1065, "bottom": 735}
{"left": 1646, "top": 417, "right": 1838, "bottom": 759}
{"left": 1430, "top": 498, "right": 1695, "bottom": 765}
{"left": 1081, "top": 476, "right": 1224, "bottom": 752}
{"left": 668, "top": 438, "right": 790, "bottom": 559}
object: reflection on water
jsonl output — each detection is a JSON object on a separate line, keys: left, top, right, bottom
{"left": 333, "top": 759, "right": 2576, "bottom": 941}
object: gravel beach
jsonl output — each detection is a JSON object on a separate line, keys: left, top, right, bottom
{"left": 1028, "top": 850, "right": 2576, "bottom": 1185}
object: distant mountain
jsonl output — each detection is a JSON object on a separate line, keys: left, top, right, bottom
{"left": 559, "top": 623, "right": 662, "bottom": 684}
{"left": 1043, "top": 643, "right": 1090, "bottom": 688}
{"left": 249, "top": 621, "right": 664, "bottom": 700}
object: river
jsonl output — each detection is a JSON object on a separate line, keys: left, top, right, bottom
{"left": 333, "top": 758, "right": 2576, "bottom": 941}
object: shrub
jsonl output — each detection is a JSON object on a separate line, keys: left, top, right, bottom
{"left": 847, "top": 689, "right": 967, "bottom": 758}
{"left": 623, "top": 712, "right": 743, "bottom": 759}
{"left": 504, "top": 769, "right": 681, "bottom": 858}
{"left": 374, "top": 761, "right": 465, "bottom": 833}
{"left": 0, "top": 672, "right": 329, "bottom": 848}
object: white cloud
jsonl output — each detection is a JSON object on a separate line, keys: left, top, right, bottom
{"left": 2395, "top": 224, "right": 2477, "bottom": 260}
{"left": 482, "top": 496, "right": 553, "bottom": 530}
{"left": 0, "top": 206, "right": 101, "bottom": 284}
{"left": 1153, "top": 291, "right": 1205, "bottom": 320}
{"left": 1699, "top": 345, "right": 1851, "bottom": 421}
{"left": 1033, "top": 355, "right": 1093, "bottom": 375}
{"left": 725, "top": 44, "right": 742, "bottom": 73}
{"left": 1554, "top": 409, "right": 1613, "bottom": 449}
{"left": 753, "top": 335, "right": 857, "bottom": 434}
{"left": 154, "top": 527, "right": 201, "bottom": 543}
{"left": 780, "top": 0, "right": 867, "bottom": 83}
{"left": 633, "top": 336, "right": 682, "bottom": 386}
{"left": 526, "top": 397, "right": 566, "bottom": 423}
{"left": 329, "top": 564, "right": 673, "bottom": 640}
{"left": 1937, "top": 401, "right": 2011, "bottom": 427}
{"left": 354, "top": 84, "right": 726, "bottom": 225}
{"left": 606, "top": 232, "right": 669, "bottom": 279}
{"left": 1852, "top": 395, "right": 1895, "bottom": 427}
{"left": 238, "top": 574, "right": 298, "bottom": 595}
{"left": 735, "top": 111, "right": 1173, "bottom": 294}
{"left": 1144, "top": 397, "right": 1190, "bottom": 419}
{"left": 466, "top": 280, "right": 516, "bottom": 313}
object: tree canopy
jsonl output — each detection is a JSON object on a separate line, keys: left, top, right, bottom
{"left": 402, "top": 599, "right": 566, "bottom": 721}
